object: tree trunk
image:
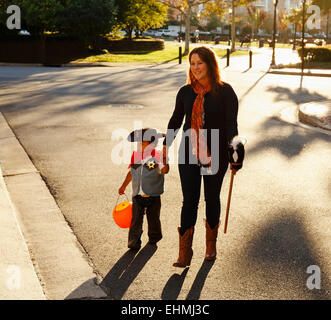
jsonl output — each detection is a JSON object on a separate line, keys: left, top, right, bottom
{"left": 126, "top": 28, "right": 133, "bottom": 40}
{"left": 293, "top": 22, "right": 297, "bottom": 49}
{"left": 184, "top": 5, "right": 191, "bottom": 55}
{"left": 231, "top": 1, "right": 235, "bottom": 52}
{"left": 327, "top": 9, "right": 329, "bottom": 40}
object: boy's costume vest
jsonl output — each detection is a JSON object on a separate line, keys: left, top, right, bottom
{"left": 130, "top": 157, "right": 164, "bottom": 197}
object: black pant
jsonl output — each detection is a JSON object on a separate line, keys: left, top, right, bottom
{"left": 128, "top": 195, "right": 162, "bottom": 248}
{"left": 178, "top": 163, "right": 228, "bottom": 235}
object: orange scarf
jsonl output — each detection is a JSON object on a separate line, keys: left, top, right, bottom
{"left": 190, "top": 78, "right": 211, "bottom": 166}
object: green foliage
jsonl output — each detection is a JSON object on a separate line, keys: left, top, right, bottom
{"left": 206, "top": 12, "right": 222, "bottom": 31}
{"left": 19, "top": 0, "right": 63, "bottom": 35}
{"left": 241, "top": 25, "right": 252, "bottom": 36}
{"left": 298, "top": 47, "right": 331, "bottom": 62}
{"left": 1, "top": 0, "right": 117, "bottom": 42}
{"left": 115, "top": 0, "right": 167, "bottom": 39}
{"left": 0, "top": 0, "right": 21, "bottom": 36}
{"left": 57, "top": 0, "right": 117, "bottom": 42}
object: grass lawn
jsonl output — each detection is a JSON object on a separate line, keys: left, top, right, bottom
{"left": 199, "top": 40, "right": 293, "bottom": 49}
{"left": 73, "top": 43, "right": 251, "bottom": 64}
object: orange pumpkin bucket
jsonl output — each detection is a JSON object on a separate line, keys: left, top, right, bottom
{"left": 113, "top": 194, "right": 132, "bottom": 228}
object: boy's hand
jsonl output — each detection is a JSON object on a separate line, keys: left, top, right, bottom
{"left": 161, "top": 164, "right": 169, "bottom": 174}
{"left": 162, "top": 145, "right": 169, "bottom": 164}
{"left": 118, "top": 185, "right": 126, "bottom": 195}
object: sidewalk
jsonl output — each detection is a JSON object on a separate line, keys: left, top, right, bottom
{"left": 0, "top": 112, "right": 107, "bottom": 300}
{"left": 0, "top": 166, "right": 45, "bottom": 300}
{"left": 269, "top": 68, "right": 331, "bottom": 78}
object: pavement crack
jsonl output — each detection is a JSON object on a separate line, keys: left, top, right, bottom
{"left": 3, "top": 171, "right": 40, "bottom": 177}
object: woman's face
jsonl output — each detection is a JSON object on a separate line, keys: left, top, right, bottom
{"left": 190, "top": 53, "right": 208, "bottom": 82}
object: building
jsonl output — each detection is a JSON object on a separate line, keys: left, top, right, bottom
{"left": 236, "top": 0, "right": 301, "bottom": 14}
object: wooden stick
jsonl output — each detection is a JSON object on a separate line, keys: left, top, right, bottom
{"left": 224, "top": 169, "right": 236, "bottom": 234}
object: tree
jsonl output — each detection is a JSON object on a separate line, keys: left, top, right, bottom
{"left": 115, "top": 0, "right": 168, "bottom": 40}
{"left": 311, "top": 0, "right": 330, "bottom": 38}
{"left": 246, "top": 5, "right": 267, "bottom": 39}
{"left": 58, "top": 0, "right": 117, "bottom": 44}
{"left": 161, "top": 1, "right": 257, "bottom": 54}
{"left": 0, "top": 0, "right": 117, "bottom": 42}
{"left": 282, "top": 3, "right": 310, "bottom": 49}
{"left": 19, "top": 0, "right": 63, "bottom": 35}
{"left": 0, "top": 0, "right": 15, "bottom": 36}
{"left": 206, "top": 12, "right": 222, "bottom": 31}
{"left": 278, "top": 9, "right": 289, "bottom": 42}
{"left": 161, "top": 0, "right": 206, "bottom": 54}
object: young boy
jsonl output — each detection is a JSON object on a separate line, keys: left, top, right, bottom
{"left": 118, "top": 128, "right": 169, "bottom": 250}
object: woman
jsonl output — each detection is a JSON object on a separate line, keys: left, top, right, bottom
{"left": 162, "top": 46, "right": 242, "bottom": 267}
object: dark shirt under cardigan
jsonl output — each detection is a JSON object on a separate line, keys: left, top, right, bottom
{"left": 163, "top": 82, "right": 239, "bottom": 166}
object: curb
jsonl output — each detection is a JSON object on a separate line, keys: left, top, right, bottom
{"left": 298, "top": 102, "right": 331, "bottom": 131}
{"left": 0, "top": 166, "right": 46, "bottom": 300}
{"left": 0, "top": 113, "right": 107, "bottom": 300}
{"left": 278, "top": 105, "right": 331, "bottom": 136}
{"left": 269, "top": 69, "right": 331, "bottom": 78}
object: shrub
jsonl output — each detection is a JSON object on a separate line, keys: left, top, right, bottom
{"left": 297, "top": 47, "right": 331, "bottom": 62}
{"left": 101, "top": 38, "right": 164, "bottom": 52}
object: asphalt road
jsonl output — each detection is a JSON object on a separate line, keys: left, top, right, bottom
{"left": 0, "top": 59, "right": 330, "bottom": 299}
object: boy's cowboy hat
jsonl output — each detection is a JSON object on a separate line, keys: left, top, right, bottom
{"left": 127, "top": 128, "right": 166, "bottom": 143}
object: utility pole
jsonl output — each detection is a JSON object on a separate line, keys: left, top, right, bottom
{"left": 301, "top": 0, "right": 306, "bottom": 74}
{"left": 231, "top": 0, "right": 235, "bottom": 52}
{"left": 270, "top": 0, "right": 279, "bottom": 67}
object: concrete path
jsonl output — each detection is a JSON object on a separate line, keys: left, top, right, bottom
{"left": 0, "top": 166, "right": 45, "bottom": 299}
{"left": 0, "top": 113, "right": 107, "bottom": 299}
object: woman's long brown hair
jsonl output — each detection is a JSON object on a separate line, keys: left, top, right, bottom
{"left": 187, "top": 46, "right": 223, "bottom": 93}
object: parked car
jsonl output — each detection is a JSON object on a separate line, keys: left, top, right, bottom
{"left": 18, "top": 30, "right": 30, "bottom": 36}
{"left": 314, "top": 38, "right": 326, "bottom": 46}
{"left": 143, "top": 30, "right": 162, "bottom": 37}
{"left": 289, "top": 38, "right": 308, "bottom": 45}
{"left": 313, "top": 33, "right": 326, "bottom": 39}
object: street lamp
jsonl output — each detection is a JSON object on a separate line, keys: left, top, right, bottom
{"left": 270, "top": 0, "right": 279, "bottom": 67}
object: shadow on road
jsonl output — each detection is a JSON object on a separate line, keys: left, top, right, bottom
{"left": 161, "top": 260, "right": 215, "bottom": 300}
{"left": 248, "top": 115, "right": 330, "bottom": 159}
{"left": 267, "top": 86, "right": 328, "bottom": 106}
{"left": 0, "top": 66, "right": 185, "bottom": 124}
{"left": 99, "top": 244, "right": 157, "bottom": 300}
{"left": 242, "top": 212, "right": 330, "bottom": 299}
{"left": 238, "top": 70, "right": 269, "bottom": 103}
{"left": 186, "top": 260, "right": 215, "bottom": 300}
{"left": 161, "top": 268, "right": 189, "bottom": 300}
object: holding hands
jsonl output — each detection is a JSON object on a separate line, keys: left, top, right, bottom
{"left": 161, "top": 145, "right": 170, "bottom": 174}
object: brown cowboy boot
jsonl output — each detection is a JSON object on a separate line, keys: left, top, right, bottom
{"left": 173, "top": 226, "right": 194, "bottom": 268}
{"left": 204, "top": 219, "right": 220, "bottom": 261}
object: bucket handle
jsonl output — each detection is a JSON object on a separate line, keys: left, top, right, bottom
{"left": 113, "top": 193, "right": 130, "bottom": 213}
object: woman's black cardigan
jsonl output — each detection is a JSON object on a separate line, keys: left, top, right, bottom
{"left": 163, "top": 82, "right": 239, "bottom": 164}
